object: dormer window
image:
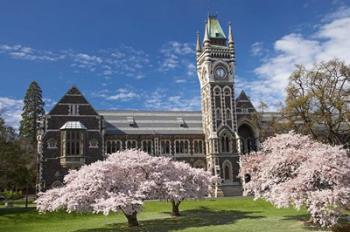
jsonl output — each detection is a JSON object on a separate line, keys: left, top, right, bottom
{"left": 127, "top": 116, "right": 136, "bottom": 127}
{"left": 177, "top": 117, "right": 186, "bottom": 127}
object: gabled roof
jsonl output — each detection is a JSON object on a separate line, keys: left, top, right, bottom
{"left": 236, "top": 90, "right": 255, "bottom": 109}
{"left": 48, "top": 86, "right": 99, "bottom": 116}
{"left": 66, "top": 86, "right": 82, "bottom": 95}
{"left": 236, "top": 90, "right": 250, "bottom": 101}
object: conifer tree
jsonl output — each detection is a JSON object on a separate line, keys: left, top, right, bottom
{"left": 19, "top": 81, "right": 45, "bottom": 144}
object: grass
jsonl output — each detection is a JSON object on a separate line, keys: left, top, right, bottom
{"left": 0, "top": 197, "right": 343, "bottom": 232}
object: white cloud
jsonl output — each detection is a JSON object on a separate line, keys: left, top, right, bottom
{"left": 143, "top": 88, "right": 200, "bottom": 111}
{"left": 159, "top": 41, "right": 194, "bottom": 72}
{"left": 0, "top": 44, "right": 65, "bottom": 61}
{"left": 0, "top": 97, "right": 23, "bottom": 129}
{"left": 250, "top": 42, "right": 264, "bottom": 56}
{"left": 106, "top": 88, "right": 140, "bottom": 101}
{"left": 242, "top": 6, "right": 350, "bottom": 110}
{"left": 0, "top": 44, "right": 151, "bottom": 79}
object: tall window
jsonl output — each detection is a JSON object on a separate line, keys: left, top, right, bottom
{"left": 226, "top": 109, "right": 231, "bottom": 120}
{"left": 106, "top": 140, "right": 122, "bottom": 154}
{"left": 160, "top": 140, "right": 171, "bottom": 155}
{"left": 142, "top": 140, "right": 153, "bottom": 154}
{"left": 175, "top": 140, "right": 189, "bottom": 154}
{"left": 216, "top": 108, "right": 221, "bottom": 120}
{"left": 68, "top": 104, "right": 79, "bottom": 115}
{"left": 126, "top": 140, "right": 137, "bottom": 149}
{"left": 221, "top": 133, "right": 231, "bottom": 153}
{"left": 62, "top": 130, "right": 84, "bottom": 156}
{"left": 223, "top": 160, "right": 232, "bottom": 181}
{"left": 193, "top": 140, "right": 203, "bottom": 154}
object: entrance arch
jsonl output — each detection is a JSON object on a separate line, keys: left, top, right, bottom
{"left": 222, "top": 160, "right": 233, "bottom": 182}
{"left": 238, "top": 123, "right": 258, "bottom": 154}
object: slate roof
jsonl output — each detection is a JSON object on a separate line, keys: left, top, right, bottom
{"left": 236, "top": 90, "right": 255, "bottom": 109}
{"left": 99, "top": 110, "right": 203, "bottom": 135}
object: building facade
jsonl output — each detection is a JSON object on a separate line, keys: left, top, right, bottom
{"left": 37, "top": 16, "right": 259, "bottom": 196}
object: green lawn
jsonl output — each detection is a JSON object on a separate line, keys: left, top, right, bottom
{"left": 0, "top": 197, "right": 343, "bottom": 232}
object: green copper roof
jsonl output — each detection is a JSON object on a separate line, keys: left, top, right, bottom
{"left": 208, "top": 16, "right": 226, "bottom": 39}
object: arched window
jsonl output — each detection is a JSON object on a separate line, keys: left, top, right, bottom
{"left": 224, "top": 88, "right": 231, "bottom": 96}
{"left": 216, "top": 108, "right": 221, "bottom": 120}
{"left": 223, "top": 160, "right": 233, "bottom": 181}
{"left": 226, "top": 109, "right": 231, "bottom": 120}
{"left": 238, "top": 124, "right": 257, "bottom": 154}
{"left": 160, "top": 140, "right": 171, "bottom": 155}
{"left": 126, "top": 140, "right": 137, "bottom": 149}
{"left": 221, "top": 133, "right": 231, "bottom": 153}
{"left": 193, "top": 140, "right": 204, "bottom": 154}
{"left": 142, "top": 140, "right": 153, "bottom": 155}
{"left": 175, "top": 140, "right": 189, "bottom": 154}
{"left": 214, "top": 86, "right": 221, "bottom": 96}
{"left": 106, "top": 140, "right": 122, "bottom": 154}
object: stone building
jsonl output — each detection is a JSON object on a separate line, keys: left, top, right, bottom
{"left": 37, "top": 15, "right": 259, "bottom": 196}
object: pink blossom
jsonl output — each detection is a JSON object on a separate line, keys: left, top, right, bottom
{"left": 239, "top": 131, "right": 350, "bottom": 227}
{"left": 35, "top": 150, "right": 216, "bottom": 226}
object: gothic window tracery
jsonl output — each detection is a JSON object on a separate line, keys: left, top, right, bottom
{"left": 193, "top": 140, "right": 204, "bottom": 154}
{"left": 175, "top": 140, "right": 189, "bottom": 154}
{"left": 160, "top": 140, "right": 171, "bottom": 155}
{"left": 220, "top": 132, "right": 231, "bottom": 153}
{"left": 61, "top": 130, "right": 84, "bottom": 156}
{"left": 223, "top": 160, "right": 233, "bottom": 181}
{"left": 106, "top": 140, "right": 122, "bottom": 154}
{"left": 126, "top": 140, "right": 137, "bottom": 149}
{"left": 141, "top": 140, "right": 153, "bottom": 155}
{"left": 226, "top": 109, "right": 232, "bottom": 120}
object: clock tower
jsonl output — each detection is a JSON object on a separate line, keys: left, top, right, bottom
{"left": 196, "top": 15, "right": 241, "bottom": 196}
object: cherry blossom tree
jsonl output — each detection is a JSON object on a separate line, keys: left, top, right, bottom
{"left": 150, "top": 161, "right": 216, "bottom": 216}
{"left": 239, "top": 131, "right": 350, "bottom": 227}
{"left": 36, "top": 150, "right": 216, "bottom": 226}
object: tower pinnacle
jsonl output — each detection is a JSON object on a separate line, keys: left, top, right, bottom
{"left": 203, "top": 22, "right": 210, "bottom": 46}
{"left": 228, "top": 22, "right": 234, "bottom": 48}
{"left": 196, "top": 31, "right": 202, "bottom": 53}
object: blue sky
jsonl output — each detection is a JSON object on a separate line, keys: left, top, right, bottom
{"left": 1, "top": 0, "right": 350, "bottom": 128}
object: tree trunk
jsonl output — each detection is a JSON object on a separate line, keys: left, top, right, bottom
{"left": 123, "top": 212, "right": 139, "bottom": 227}
{"left": 171, "top": 200, "right": 181, "bottom": 216}
{"left": 25, "top": 183, "right": 29, "bottom": 208}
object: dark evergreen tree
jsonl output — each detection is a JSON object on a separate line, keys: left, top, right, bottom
{"left": 19, "top": 81, "right": 45, "bottom": 144}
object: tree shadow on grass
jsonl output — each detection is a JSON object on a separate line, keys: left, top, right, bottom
{"left": 282, "top": 214, "right": 350, "bottom": 231}
{"left": 74, "top": 207, "right": 264, "bottom": 232}
{"left": 0, "top": 207, "right": 99, "bottom": 222}
{"left": 282, "top": 214, "right": 323, "bottom": 231}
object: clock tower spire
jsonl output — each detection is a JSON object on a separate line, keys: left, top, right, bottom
{"left": 196, "top": 15, "right": 240, "bottom": 196}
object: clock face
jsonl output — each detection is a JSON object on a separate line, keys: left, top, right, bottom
{"left": 215, "top": 67, "right": 227, "bottom": 80}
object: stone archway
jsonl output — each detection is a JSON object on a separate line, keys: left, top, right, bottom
{"left": 238, "top": 123, "right": 258, "bottom": 154}
{"left": 222, "top": 160, "right": 233, "bottom": 182}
